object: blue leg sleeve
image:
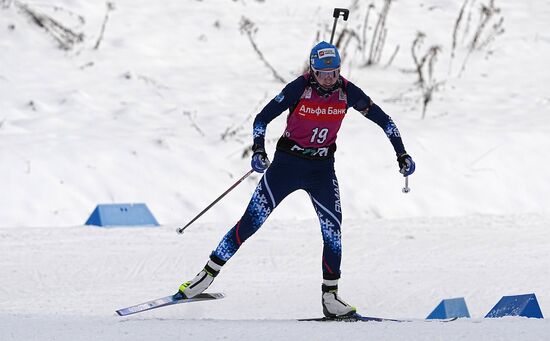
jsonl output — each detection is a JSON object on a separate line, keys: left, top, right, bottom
{"left": 212, "top": 168, "right": 294, "bottom": 262}
{"left": 308, "top": 177, "right": 343, "bottom": 280}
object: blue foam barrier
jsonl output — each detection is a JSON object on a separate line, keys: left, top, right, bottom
{"left": 426, "top": 297, "right": 471, "bottom": 319}
{"left": 485, "top": 293, "right": 543, "bottom": 318}
{"left": 85, "top": 203, "right": 159, "bottom": 227}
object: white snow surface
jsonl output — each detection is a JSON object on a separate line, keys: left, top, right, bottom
{"left": 1, "top": 0, "right": 550, "bottom": 340}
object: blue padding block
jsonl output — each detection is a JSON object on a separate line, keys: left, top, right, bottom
{"left": 427, "top": 297, "right": 470, "bottom": 319}
{"left": 85, "top": 203, "right": 159, "bottom": 227}
{"left": 485, "top": 293, "right": 543, "bottom": 318}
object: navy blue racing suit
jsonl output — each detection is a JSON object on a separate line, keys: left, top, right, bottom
{"left": 210, "top": 73, "right": 407, "bottom": 280}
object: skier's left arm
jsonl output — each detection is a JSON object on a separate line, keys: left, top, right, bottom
{"left": 346, "top": 81, "right": 416, "bottom": 176}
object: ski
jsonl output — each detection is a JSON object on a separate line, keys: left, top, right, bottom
{"left": 116, "top": 292, "right": 225, "bottom": 316}
{"left": 298, "top": 313, "right": 458, "bottom": 323}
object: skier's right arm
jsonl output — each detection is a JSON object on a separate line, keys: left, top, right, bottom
{"left": 252, "top": 76, "right": 307, "bottom": 151}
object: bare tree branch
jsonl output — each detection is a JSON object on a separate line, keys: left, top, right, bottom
{"left": 14, "top": 0, "right": 84, "bottom": 50}
{"left": 94, "top": 2, "right": 115, "bottom": 50}
{"left": 240, "top": 16, "right": 286, "bottom": 83}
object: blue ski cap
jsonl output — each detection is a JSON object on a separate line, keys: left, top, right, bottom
{"left": 310, "top": 41, "right": 341, "bottom": 70}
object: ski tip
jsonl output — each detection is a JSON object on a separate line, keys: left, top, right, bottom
{"left": 115, "top": 309, "right": 131, "bottom": 317}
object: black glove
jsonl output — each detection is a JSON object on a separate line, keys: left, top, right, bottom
{"left": 397, "top": 153, "right": 415, "bottom": 176}
{"left": 251, "top": 144, "right": 270, "bottom": 173}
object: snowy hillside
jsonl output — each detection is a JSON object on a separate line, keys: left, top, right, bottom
{"left": 1, "top": 0, "right": 550, "bottom": 340}
{"left": 2, "top": 0, "right": 549, "bottom": 227}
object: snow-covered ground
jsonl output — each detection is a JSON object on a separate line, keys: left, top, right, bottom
{"left": 1, "top": 0, "right": 550, "bottom": 340}
{"left": 2, "top": 215, "right": 550, "bottom": 340}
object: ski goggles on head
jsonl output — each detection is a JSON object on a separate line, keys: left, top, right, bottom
{"left": 312, "top": 67, "right": 340, "bottom": 81}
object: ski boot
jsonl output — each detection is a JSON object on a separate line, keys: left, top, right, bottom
{"left": 321, "top": 283, "right": 356, "bottom": 317}
{"left": 178, "top": 258, "right": 223, "bottom": 298}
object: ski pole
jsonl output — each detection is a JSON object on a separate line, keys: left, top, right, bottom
{"left": 176, "top": 169, "right": 254, "bottom": 234}
{"left": 402, "top": 176, "right": 410, "bottom": 193}
{"left": 400, "top": 164, "right": 411, "bottom": 193}
{"left": 330, "top": 8, "right": 350, "bottom": 44}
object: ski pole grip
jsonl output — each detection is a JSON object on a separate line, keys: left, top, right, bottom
{"left": 333, "top": 8, "right": 349, "bottom": 21}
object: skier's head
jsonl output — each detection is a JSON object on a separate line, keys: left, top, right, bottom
{"left": 309, "top": 41, "right": 341, "bottom": 90}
